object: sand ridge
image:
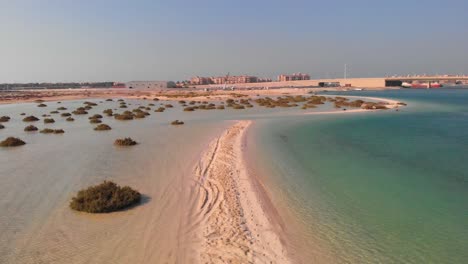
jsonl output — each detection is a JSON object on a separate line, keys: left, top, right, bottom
{"left": 190, "top": 121, "right": 291, "bottom": 264}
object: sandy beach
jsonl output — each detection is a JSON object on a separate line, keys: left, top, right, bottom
{"left": 190, "top": 121, "right": 291, "bottom": 263}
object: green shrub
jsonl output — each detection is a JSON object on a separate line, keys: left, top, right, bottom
{"left": 22, "top": 116, "right": 39, "bottom": 122}
{"left": 24, "top": 125, "right": 38, "bottom": 131}
{"left": 94, "top": 124, "right": 111, "bottom": 131}
{"left": 57, "top": 107, "right": 67, "bottom": 110}
{"left": 66, "top": 117, "right": 75, "bottom": 122}
{"left": 114, "top": 137, "right": 138, "bottom": 146}
{"left": 0, "top": 137, "right": 26, "bottom": 147}
{"left": 50, "top": 111, "right": 59, "bottom": 114}
{"left": 44, "top": 118, "right": 55, "bottom": 123}
{"left": 61, "top": 113, "right": 71, "bottom": 117}
{"left": 69, "top": 181, "right": 141, "bottom": 213}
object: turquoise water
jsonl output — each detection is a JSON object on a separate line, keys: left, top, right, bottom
{"left": 252, "top": 89, "right": 468, "bottom": 263}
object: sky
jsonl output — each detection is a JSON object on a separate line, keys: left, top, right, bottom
{"left": 0, "top": 0, "right": 467, "bottom": 83}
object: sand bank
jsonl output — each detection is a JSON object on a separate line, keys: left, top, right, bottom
{"left": 0, "top": 87, "right": 393, "bottom": 105}
{"left": 190, "top": 121, "right": 291, "bottom": 263}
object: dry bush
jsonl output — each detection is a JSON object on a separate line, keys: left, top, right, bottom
{"left": 171, "top": 120, "right": 184, "bottom": 125}
{"left": 94, "top": 124, "right": 111, "bottom": 131}
{"left": 114, "top": 137, "right": 138, "bottom": 146}
{"left": 0, "top": 116, "right": 10, "bottom": 122}
{"left": 24, "top": 125, "right": 38, "bottom": 132}
{"left": 69, "top": 181, "right": 141, "bottom": 213}
{"left": 22, "top": 116, "right": 39, "bottom": 122}
{"left": 0, "top": 137, "right": 26, "bottom": 147}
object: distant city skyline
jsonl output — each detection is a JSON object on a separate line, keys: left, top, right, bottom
{"left": 1, "top": 0, "right": 467, "bottom": 83}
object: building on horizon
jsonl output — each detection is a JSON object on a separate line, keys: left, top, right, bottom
{"left": 190, "top": 75, "right": 268, "bottom": 85}
{"left": 278, "top": 73, "right": 310, "bottom": 82}
{"left": 190, "top": 76, "right": 213, "bottom": 85}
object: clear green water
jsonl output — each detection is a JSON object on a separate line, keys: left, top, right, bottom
{"left": 253, "top": 89, "right": 468, "bottom": 263}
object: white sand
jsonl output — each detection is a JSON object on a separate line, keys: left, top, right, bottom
{"left": 190, "top": 121, "right": 291, "bottom": 263}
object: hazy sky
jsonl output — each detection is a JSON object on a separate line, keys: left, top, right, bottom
{"left": 1, "top": 0, "right": 467, "bottom": 82}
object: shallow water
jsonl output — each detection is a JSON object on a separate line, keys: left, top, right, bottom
{"left": 0, "top": 96, "right": 341, "bottom": 263}
{"left": 250, "top": 89, "right": 468, "bottom": 263}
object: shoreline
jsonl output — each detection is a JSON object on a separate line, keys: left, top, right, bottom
{"left": 0, "top": 87, "right": 394, "bottom": 105}
{"left": 191, "top": 120, "right": 291, "bottom": 263}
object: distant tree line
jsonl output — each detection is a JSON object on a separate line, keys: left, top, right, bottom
{"left": 0, "top": 82, "right": 114, "bottom": 90}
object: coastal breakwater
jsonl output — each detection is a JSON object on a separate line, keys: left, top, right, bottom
{"left": 190, "top": 121, "right": 290, "bottom": 263}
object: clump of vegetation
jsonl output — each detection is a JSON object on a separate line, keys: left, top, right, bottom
{"left": 89, "top": 114, "right": 103, "bottom": 119}
{"left": 44, "top": 118, "right": 55, "bottom": 123}
{"left": 61, "top": 112, "right": 71, "bottom": 117}
{"left": 69, "top": 181, "right": 141, "bottom": 213}
{"left": 165, "top": 104, "right": 173, "bottom": 108}
{"left": 50, "top": 111, "right": 59, "bottom": 114}
{"left": 66, "top": 117, "right": 75, "bottom": 122}
{"left": 0, "top": 116, "right": 10, "bottom": 122}
{"left": 171, "top": 120, "right": 184, "bottom": 125}
{"left": 184, "top": 107, "right": 195, "bottom": 112}
{"left": 114, "top": 137, "right": 138, "bottom": 146}
{"left": 22, "top": 115, "right": 39, "bottom": 122}
{"left": 89, "top": 118, "right": 102, "bottom": 124}
{"left": 106, "top": 99, "right": 113, "bottom": 102}
{"left": 24, "top": 125, "right": 38, "bottom": 132}
{"left": 361, "top": 102, "right": 389, "bottom": 110}
{"left": 34, "top": 99, "right": 44, "bottom": 103}
{"left": 217, "top": 105, "right": 225, "bottom": 110}
{"left": 134, "top": 112, "right": 147, "bottom": 119}
{"left": 57, "top": 107, "right": 67, "bottom": 110}
{"left": 72, "top": 108, "right": 88, "bottom": 115}
{"left": 114, "top": 113, "right": 134, "bottom": 120}
{"left": 20, "top": 113, "right": 26, "bottom": 116}
{"left": 0, "top": 137, "right": 26, "bottom": 147}
{"left": 153, "top": 97, "right": 159, "bottom": 101}
{"left": 0, "top": 124, "right": 4, "bottom": 129}
{"left": 103, "top": 109, "right": 113, "bottom": 116}
{"left": 94, "top": 124, "right": 111, "bottom": 131}
{"left": 40, "top": 128, "right": 65, "bottom": 134}
{"left": 84, "top": 101, "right": 98, "bottom": 106}
{"left": 233, "top": 105, "right": 245, "bottom": 109}
{"left": 37, "top": 103, "right": 47, "bottom": 107}
{"left": 154, "top": 107, "right": 165, "bottom": 112}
